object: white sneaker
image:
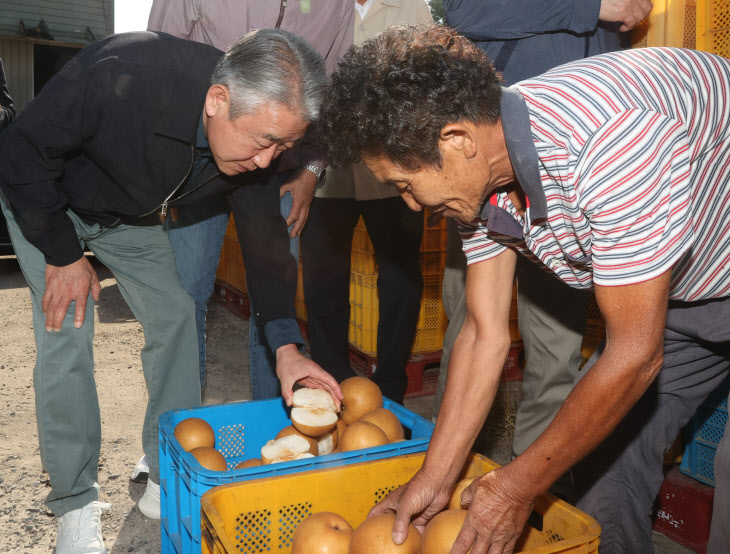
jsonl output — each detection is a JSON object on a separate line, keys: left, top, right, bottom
{"left": 130, "top": 455, "right": 149, "bottom": 483}
{"left": 56, "top": 500, "right": 111, "bottom": 554}
{"left": 138, "top": 478, "right": 160, "bottom": 520}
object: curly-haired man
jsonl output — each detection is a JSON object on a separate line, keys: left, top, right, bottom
{"left": 320, "top": 24, "right": 730, "bottom": 554}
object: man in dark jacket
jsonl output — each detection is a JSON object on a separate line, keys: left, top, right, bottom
{"left": 0, "top": 29, "right": 340, "bottom": 554}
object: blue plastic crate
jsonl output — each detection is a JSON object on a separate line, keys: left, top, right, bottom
{"left": 680, "top": 375, "right": 729, "bottom": 487}
{"left": 158, "top": 397, "right": 435, "bottom": 553}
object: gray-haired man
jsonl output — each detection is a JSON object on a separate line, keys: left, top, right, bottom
{"left": 0, "top": 29, "right": 340, "bottom": 554}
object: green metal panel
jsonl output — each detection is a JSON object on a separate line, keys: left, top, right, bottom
{"left": 0, "top": 1, "right": 113, "bottom": 44}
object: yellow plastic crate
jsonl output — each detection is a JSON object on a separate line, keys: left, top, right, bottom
{"left": 348, "top": 273, "right": 380, "bottom": 353}
{"left": 631, "top": 0, "right": 697, "bottom": 48}
{"left": 350, "top": 277, "right": 519, "bottom": 355}
{"left": 412, "top": 274, "right": 449, "bottom": 352}
{"left": 217, "top": 216, "right": 247, "bottom": 294}
{"left": 200, "top": 452, "right": 600, "bottom": 554}
{"left": 349, "top": 272, "right": 448, "bottom": 355}
{"left": 224, "top": 215, "right": 238, "bottom": 239}
{"left": 351, "top": 223, "right": 377, "bottom": 274}
{"left": 350, "top": 212, "right": 448, "bottom": 277}
{"left": 697, "top": 0, "right": 730, "bottom": 56}
{"left": 222, "top": 236, "right": 247, "bottom": 294}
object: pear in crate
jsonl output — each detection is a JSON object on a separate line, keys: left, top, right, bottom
{"left": 291, "top": 388, "right": 338, "bottom": 436}
{"left": 349, "top": 513, "right": 420, "bottom": 553}
{"left": 358, "top": 407, "right": 404, "bottom": 442}
{"left": 340, "top": 376, "right": 383, "bottom": 425}
{"left": 421, "top": 509, "right": 470, "bottom": 553}
{"left": 276, "top": 425, "right": 320, "bottom": 456}
{"left": 189, "top": 447, "right": 227, "bottom": 471}
{"left": 174, "top": 417, "right": 215, "bottom": 451}
{"left": 447, "top": 476, "right": 479, "bottom": 510}
{"left": 261, "top": 434, "right": 316, "bottom": 465}
{"left": 339, "top": 421, "right": 389, "bottom": 452}
{"left": 291, "top": 511, "right": 353, "bottom": 554}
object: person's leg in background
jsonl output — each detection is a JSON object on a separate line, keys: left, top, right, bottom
{"left": 361, "top": 198, "right": 424, "bottom": 404}
{"left": 247, "top": 172, "right": 300, "bottom": 399}
{"left": 573, "top": 299, "right": 730, "bottom": 554}
{"left": 165, "top": 197, "right": 230, "bottom": 389}
{"left": 512, "top": 257, "right": 589, "bottom": 457}
{"left": 433, "top": 218, "right": 468, "bottom": 420}
{"left": 300, "top": 197, "right": 360, "bottom": 383}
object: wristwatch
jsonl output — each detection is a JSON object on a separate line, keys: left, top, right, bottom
{"left": 303, "top": 164, "right": 327, "bottom": 182}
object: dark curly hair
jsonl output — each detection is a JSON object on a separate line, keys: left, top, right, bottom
{"left": 320, "top": 24, "right": 502, "bottom": 170}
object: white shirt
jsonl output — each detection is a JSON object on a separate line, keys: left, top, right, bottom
{"left": 459, "top": 48, "right": 730, "bottom": 302}
{"left": 354, "top": 0, "right": 377, "bottom": 20}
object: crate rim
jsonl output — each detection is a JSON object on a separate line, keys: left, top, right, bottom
{"left": 159, "top": 398, "right": 434, "bottom": 478}
{"left": 200, "top": 451, "right": 601, "bottom": 554}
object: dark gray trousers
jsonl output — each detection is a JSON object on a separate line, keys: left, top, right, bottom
{"left": 574, "top": 297, "right": 730, "bottom": 554}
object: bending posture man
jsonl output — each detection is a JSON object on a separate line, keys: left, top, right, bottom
{"left": 434, "top": 0, "right": 648, "bottom": 470}
{"left": 0, "top": 29, "right": 339, "bottom": 554}
{"left": 147, "top": 0, "right": 354, "bottom": 398}
{"left": 320, "top": 24, "right": 730, "bottom": 554}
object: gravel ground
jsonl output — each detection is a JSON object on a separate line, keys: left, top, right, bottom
{"left": 0, "top": 255, "right": 693, "bottom": 553}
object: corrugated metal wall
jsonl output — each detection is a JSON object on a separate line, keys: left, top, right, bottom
{"left": 0, "top": 38, "right": 33, "bottom": 112}
{"left": 0, "top": 2, "right": 112, "bottom": 112}
{"left": 0, "top": 1, "right": 112, "bottom": 44}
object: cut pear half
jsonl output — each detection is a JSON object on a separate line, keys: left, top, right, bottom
{"left": 291, "top": 388, "right": 338, "bottom": 437}
{"left": 261, "top": 435, "right": 314, "bottom": 465}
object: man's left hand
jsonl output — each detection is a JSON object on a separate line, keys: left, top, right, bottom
{"left": 452, "top": 466, "right": 536, "bottom": 554}
{"left": 275, "top": 343, "right": 343, "bottom": 409}
{"left": 281, "top": 168, "right": 317, "bottom": 237}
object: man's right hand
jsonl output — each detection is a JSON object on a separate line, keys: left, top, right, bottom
{"left": 42, "top": 256, "right": 101, "bottom": 331}
{"left": 368, "top": 467, "right": 452, "bottom": 542}
{"left": 599, "top": 0, "right": 653, "bottom": 31}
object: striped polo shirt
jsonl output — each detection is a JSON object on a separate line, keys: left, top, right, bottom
{"left": 459, "top": 47, "right": 730, "bottom": 302}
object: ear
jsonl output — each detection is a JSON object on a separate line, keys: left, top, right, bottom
{"left": 439, "top": 122, "right": 478, "bottom": 161}
{"left": 204, "top": 84, "right": 230, "bottom": 118}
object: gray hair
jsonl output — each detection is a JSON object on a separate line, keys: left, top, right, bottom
{"left": 211, "top": 28, "right": 327, "bottom": 122}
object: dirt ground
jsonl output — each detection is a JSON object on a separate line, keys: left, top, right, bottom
{"left": 0, "top": 255, "right": 691, "bottom": 553}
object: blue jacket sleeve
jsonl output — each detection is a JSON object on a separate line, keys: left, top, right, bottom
{"left": 263, "top": 318, "right": 305, "bottom": 352}
{"left": 443, "top": 0, "right": 601, "bottom": 40}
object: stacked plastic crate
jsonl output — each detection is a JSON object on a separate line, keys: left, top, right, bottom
{"left": 215, "top": 216, "right": 246, "bottom": 293}
{"left": 348, "top": 213, "right": 449, "bottom": 356}
{"left": 630, "top": 0, "right": 697, "bottom": 49}
{"left": 697, "top": 0, "right": 729, "bottom": 56}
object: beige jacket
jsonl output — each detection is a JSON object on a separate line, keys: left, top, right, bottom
{"left": 316, "top": 0, "right": 433, "bottom": 200}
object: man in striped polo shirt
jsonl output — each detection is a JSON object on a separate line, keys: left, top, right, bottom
{"left": 320, "top": 24, "right": 730, "bottom": 554}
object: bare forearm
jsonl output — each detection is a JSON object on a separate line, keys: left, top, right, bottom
{"left": 422, "top": 324, "right": 511, "bottom": 484}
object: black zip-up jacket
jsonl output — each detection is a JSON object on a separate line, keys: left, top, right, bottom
{"left": 0, "top": 31, "right": 298, "bottom": 325}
